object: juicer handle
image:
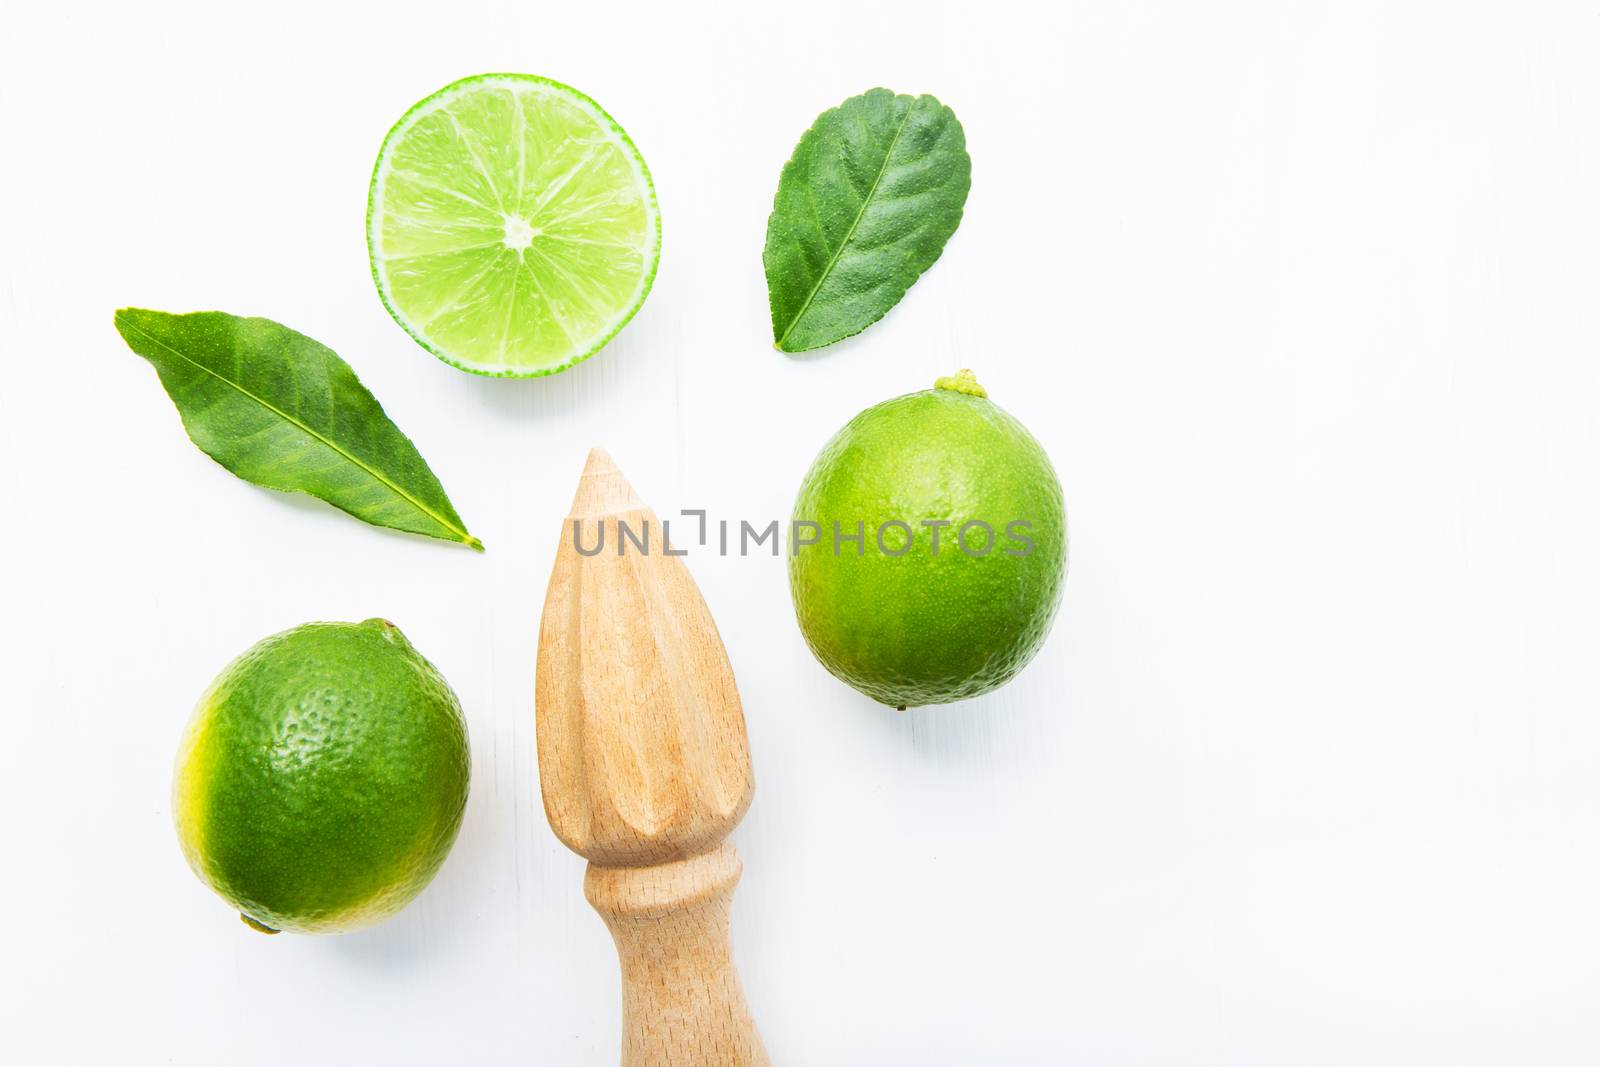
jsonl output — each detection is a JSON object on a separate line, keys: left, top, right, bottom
{"left": 584, "top": 841, "right": 770, "bottom": 1067}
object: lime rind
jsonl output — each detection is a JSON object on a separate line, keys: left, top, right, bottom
{"left": 367, "top": 73, "right": 661, "bottom": 378}
{"left": 174, "top": 620, "right": 471, "bottom": 935}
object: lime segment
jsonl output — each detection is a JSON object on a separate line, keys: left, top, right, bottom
{"left": 368, "top": 74, "right": 660, "bottom": 376}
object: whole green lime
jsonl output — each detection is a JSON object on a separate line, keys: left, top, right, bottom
{"left": 173, "top": 619, "right": 470, "bottom": 934}
{"left": 789, "top": 371, "right": 1067, "bottom": 708}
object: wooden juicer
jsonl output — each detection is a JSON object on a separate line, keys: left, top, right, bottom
{"left": 535, "top": 448, "right": 770, "bottom": 1066}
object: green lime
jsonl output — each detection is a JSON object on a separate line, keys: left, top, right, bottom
{"left": 173, "top": 619, "right": 470, "bottom": 934}
{"left": 789, "top": 370, "right": 1068, "bottom": 708}
{"left": 367, "top": 73, "right": 661, "bottom": 377}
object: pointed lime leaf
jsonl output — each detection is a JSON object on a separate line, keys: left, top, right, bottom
{"left": 114, "top": 308, "right": 482, "bottom": 550}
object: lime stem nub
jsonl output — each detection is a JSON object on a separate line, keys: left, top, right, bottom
{"left": 240, "top": 913, "right": 280, "bottom": 935}
{"left": 935, "top": 369, "right": 987, "bottom": 398}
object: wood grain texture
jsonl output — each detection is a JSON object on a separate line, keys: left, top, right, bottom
{"left": 587, "top": 843, "right": 766, "bottom": 1067}
{"left": 537, "top": 449, "right": 768, "bottom": 1066}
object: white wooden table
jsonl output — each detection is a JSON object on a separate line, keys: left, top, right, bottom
{"left": 4, "top": 2, "right": 1598, "bottom": 1062}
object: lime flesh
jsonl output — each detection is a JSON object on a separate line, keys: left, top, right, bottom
{"left": 368, "top": 74, "right": 660, "bottom": 376}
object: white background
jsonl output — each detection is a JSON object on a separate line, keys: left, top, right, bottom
{"left": 3, "top": 1, "right": 1598, "bottom": 1063}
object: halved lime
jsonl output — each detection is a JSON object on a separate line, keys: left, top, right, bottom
{"left": 368, "top": 74, "right": 660, "bottom": 377}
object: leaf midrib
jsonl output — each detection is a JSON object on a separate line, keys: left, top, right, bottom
{"left": 120, "top": 315, "right": 478, "bottom": 548}
{"left": 775, "top": 97, "right": 919, "bottom": 350}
